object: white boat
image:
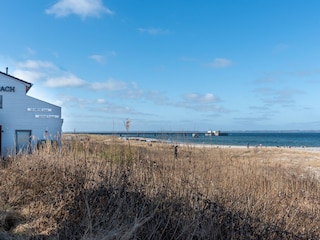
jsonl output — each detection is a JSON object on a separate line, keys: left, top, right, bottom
{"left": 205, "top": 130, "right": 228, "bottom": 136}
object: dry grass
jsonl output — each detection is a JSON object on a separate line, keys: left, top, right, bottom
{"left": 0, "top": 134, "right": 320, "bottom": 239}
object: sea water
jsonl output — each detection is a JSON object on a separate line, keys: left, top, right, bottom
{"left": 98, "top": 131, "right": 320, "bottom": 148}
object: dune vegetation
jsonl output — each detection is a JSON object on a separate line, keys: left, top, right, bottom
{"left": 1, "top": 134, "right": 320, "bottom": 239}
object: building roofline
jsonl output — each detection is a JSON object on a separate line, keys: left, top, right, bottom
{"left": 0, "top": 70, "right": 33, "bottom": 92}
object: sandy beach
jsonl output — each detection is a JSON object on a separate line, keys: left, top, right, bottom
{"left": 118, "top": 135, "right": 320, "bottom": 150}
{"left": 67, "top": 134, "right": 320, "bottom": 179}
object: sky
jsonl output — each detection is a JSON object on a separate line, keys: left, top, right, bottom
{"left": 1, "top": 0, "right": 320, "bottom": 132}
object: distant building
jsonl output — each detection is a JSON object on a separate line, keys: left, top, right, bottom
{"left": 0, "top": 69, "right": 63, "bottom": 157}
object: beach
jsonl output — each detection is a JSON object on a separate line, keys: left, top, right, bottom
{"left": 1, "top": 133, "right": 320, "bottom": 239}
{"left": 71, "top": 133, "right": 320, "bottom": 179}
{"left": 136, "top": 136, "right": 320, "bottom": 168}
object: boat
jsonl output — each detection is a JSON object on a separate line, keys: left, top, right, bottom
{"left": 192, "top": 133, "right": 199, "bottom": 138}
{"left": 205, "top": 130, "right": 228, "bottom": 136}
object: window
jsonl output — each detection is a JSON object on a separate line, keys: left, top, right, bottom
{"left": 0, "top": 95, "right": 2, "bottom": 109}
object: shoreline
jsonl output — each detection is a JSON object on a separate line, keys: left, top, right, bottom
{"left": 63, "top": 133, "right": 320, "bottom": 177}
{"left": 120, "top": 136, "right": 320, "bottom": 152}
{"left": 65, "top": 132, "right": 320, "bottom": 151}
{"left": 62, "top": 133, "right": 320, "bottom": 152}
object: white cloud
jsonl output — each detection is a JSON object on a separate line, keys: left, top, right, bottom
{"left": 17, "top": 60, "right": 56, "bottom": 69}
{"left": 13, "top": 69, "right": 44, "bottom": 83}
{"left": 169, "top": 92, "right": 225, "bottom": 112}
{"left": 45, "top": 74, "right": 86, "bottom": 87}
{"left": 253, "top": 87, "right": 304, "bottom": 107}
{"left": 46, "top": 0, "right": 114, "bottom": 18}
{"left": 208, "top": 58, "right": 232, "bottom": 68}
{"left": 89, "top": 51, "right": 116, "bottom": 64}
{"left": 183, "top": 93, "right": 219, "bottom": 103}
{"left": 137, "top": 28, "right": 170, "bottom": 35}
{"left": 15, "top": 59, "right": 87, "bottom": 88}
{"left": 91, "top": 79, "right": 127, "bottom": 91}
{"left": 89, "top": 54, "right": 105, "bottom": 64}
{"left": 97, "top": 98, "right": 106, "bottom": 104}
{"left": 126, "top": 83, "right": 144, "bottom": 99}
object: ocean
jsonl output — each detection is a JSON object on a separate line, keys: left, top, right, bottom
{"left": 94, "top": 131, "right": 320, "bottom": 148}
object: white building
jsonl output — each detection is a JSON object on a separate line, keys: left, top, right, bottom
{"left": 0, "top": 69, "right": 63, "bottom": 157}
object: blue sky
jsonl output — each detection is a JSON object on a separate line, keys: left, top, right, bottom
{"left": 1, "top": 0, "right": 320, "bottom": 132}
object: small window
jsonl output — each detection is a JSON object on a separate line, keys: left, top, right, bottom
{"left": 0, "top": 95, "right": 2, "bottom": 109}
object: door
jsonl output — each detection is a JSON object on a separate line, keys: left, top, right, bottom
{"left": 16, "top": 130, "right": 32, "bottom": 154}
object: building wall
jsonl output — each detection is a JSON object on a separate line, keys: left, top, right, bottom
{"left": 0, "top": 73, "right": 62, "bottom": 156}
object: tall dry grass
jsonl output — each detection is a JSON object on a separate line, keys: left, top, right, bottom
{"left": 0, "top": 134, "right": 319, "bottom": 239}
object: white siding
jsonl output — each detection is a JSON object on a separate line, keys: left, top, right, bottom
{"left": 0, "top": 72, "right": 62, "bottom": 156}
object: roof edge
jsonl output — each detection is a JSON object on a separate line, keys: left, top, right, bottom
{"left": 0, "top": 70, "right": 33, "bottom": 92}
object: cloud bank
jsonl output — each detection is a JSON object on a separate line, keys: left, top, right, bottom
{"left": 46, "top": 0, "right": 114, "bottom": 18}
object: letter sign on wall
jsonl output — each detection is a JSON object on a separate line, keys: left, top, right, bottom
{"left": 0, "top": 86, "right": 15, "bottom": 92}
